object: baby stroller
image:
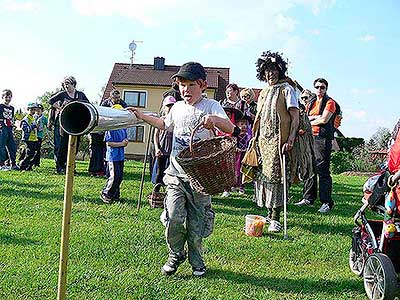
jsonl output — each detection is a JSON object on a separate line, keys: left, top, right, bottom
{"left": 350, "top": 121, "right": 400, "bottom": 300}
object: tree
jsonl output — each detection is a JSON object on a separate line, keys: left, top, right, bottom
{"left": 367, "top": 127, "right": 391, "bottom": 151}
{"left": 36, "top": 90, "right": 60, "bottom": 110}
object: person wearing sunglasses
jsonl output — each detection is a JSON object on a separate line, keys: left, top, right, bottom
{"left": 295, "top": 78, "right": 337, "bottom": 213}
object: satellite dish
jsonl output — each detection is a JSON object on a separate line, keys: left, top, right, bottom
{"left": 129, "top": 41, "right": 137, "bottom": 51}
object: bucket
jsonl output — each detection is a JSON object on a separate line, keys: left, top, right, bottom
{"left": 245, "top": 215, "right": 266, "bottom": 237}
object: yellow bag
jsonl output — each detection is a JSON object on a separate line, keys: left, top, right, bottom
{"left": 242, "top": 147, "right": 258, "bottom": 167}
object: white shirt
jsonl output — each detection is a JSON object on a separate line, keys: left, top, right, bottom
{"left": 163, "top": 97, "right": 228, "bottom": 178}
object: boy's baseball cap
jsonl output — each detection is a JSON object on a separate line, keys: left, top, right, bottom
{"left": 27, "top": 102, "right": 38, "bottom": 109}
{"left": 171, "top": 62, "right": 206, "bottom": 81}
{"left": 163, "top": 95, "right": 176, "bottom": 106}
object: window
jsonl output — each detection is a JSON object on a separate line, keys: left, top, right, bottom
{"left": 127, "top": 125, "right": 144, "bottom": 142}
{"left": 124, "top": 90, "right": 147, "bottom": 107}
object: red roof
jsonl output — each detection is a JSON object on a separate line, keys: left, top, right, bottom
{"left": 102, "top": 59, "right": 230, "bottom": 101}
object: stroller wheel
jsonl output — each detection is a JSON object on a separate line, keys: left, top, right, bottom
{"left": 363, "top": 253, "right": 397, "bottom": 300}
{"left": 349, "top": 248, "right": 365, "bottom": 276}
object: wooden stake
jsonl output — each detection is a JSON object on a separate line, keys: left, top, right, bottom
{"left": 57, "top": 135, "right": 77, "bottom": 300}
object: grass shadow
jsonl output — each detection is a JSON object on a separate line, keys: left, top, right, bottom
{"left": 203, "top": 268, "right": 363, "bottom": 295}
{"left": 0, "top": 233, "right": 40, "bottom": 246}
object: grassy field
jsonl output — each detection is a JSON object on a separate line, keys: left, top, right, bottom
{"left": 0, "top": 159, "right": 372, "bottom": 300}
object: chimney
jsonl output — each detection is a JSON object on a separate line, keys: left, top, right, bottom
{"left": 154, "top": 57, "right": 165, "bottom": 70}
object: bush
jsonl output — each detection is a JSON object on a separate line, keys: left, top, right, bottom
{"left": 351, "top": 144, "right": 382, "bottom": 172}
{"left": 331, "top": 151, "right": 353, "bottom": 174}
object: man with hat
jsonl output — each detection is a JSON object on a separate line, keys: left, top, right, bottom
{"left": 127, "top": 62, "right": 237, "bottom": 277}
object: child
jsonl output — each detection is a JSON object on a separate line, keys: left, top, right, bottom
{"left": 220, "top": 106, "right": 243, "bottom": 197}
{"left": 19, "top": 102, "right": 39, "bottom": 171}
{"left": 234, "top": 115, "right": 252, "bottom": 194}
{"left": 128, "top": 62, "right": 236, "bottom": 277}
{"left": 101, "top": 104, "right": 129, "bottom": 204}
{"left": 0, "top": 89, "right": 18, "bottom": 170}
{"left": 152, "top": 95, "right": 176, "bottom": 191}
{"left": 33, "top": 104, "right": 48, "bottom": 167}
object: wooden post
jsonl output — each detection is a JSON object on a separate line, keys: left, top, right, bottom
{"left": 57, "top": 135, "right": 77, "bottom": 300}
{"left": 137, "top": 125, "right": 154, "bottom": 211}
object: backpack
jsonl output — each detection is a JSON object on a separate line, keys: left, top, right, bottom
{"left": 333, "top": 102, "right": 342, "bottom": 129}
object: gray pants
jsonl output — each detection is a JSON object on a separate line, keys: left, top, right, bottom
{"left": 162, "top": 174, "right": 215, "bottom": 269}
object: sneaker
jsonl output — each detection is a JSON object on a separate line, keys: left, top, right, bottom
{"left": 268, "top": 220, "right": 282, "bottom": 233}
{"left": 318, "top": 203, "right": 332, "bottom": 213}
{"left": 238, "top": 188, "right": 245, "bottom": 195}
{"left": 161, "top": 253, "right": 187, "bottom": 276}
{"left": 100, "top": 193, "right": 113, "bottom": 204}
{"left": 221, "top": 191, "right": 230, "bottom": 197}
{"left": 0, "top": 165, "right": 11, "bottom": 171}
{"left": 11, "top": 165, "right": 20, "bottom": 171}
{"left": 192, "top": 267, "right": 206, "bottom": 277}
{"left": 294, "top": 199, "right": 312, "bottom": 206}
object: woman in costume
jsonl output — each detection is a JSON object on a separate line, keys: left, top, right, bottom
{"left": 253, "top": 51, "right": 299, "bottom": 232}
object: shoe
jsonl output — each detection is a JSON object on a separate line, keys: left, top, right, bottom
{"left": 0, "top": 165, "right": 11, "bottom": 171}
{"left": 318, "top": 203, "right": 332, "bottom": 213}
{"left": 161, "top": 253, "right": 187, "bottom": 276}
{"left": 11, "top": 165, "right": 20, "bottom": 171}
{"left": 294, "top": 199, "right": 312, "bottom": 206}
{"left": 101, "top": 193, "right": 113, "bottom": 204}
{"left": 221, "top": 191, "right": 230, "bottom": 197}
{"left": 238, "top": 188, "right": 245, "bottom": 195}
{"left": 192, "top": 267, "right": 206, "bottom": 277}
{"left": 268, "top": 220, "right": 282, "bottom": 233}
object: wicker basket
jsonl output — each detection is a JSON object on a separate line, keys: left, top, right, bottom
{"left": 176, "top": 124, "right": 237, "bottom": 195}
{"left": 147, "top": 183, "right": 165, "bottom": 208}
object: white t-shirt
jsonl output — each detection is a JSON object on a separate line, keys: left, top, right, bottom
{"left": 163, "top": 97, "right": 228, "bottom": 178}
{"left": 282, "top": 85, "right": 299, "bottom": 109}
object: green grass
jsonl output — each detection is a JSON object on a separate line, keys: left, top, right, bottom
{"left": 0, "top": 159, "right": 372, "bottom": 299}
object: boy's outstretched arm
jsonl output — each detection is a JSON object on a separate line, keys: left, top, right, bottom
{"left": 203, "top": 115, "right": 234, "bottom": 134}
{"left": 126, "top": 107, "right": 165, "bottom": 130}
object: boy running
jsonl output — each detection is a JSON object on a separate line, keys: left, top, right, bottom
{"left": 128, "top": 62, "right": 235, "bottom": 277}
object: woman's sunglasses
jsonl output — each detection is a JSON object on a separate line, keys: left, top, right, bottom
{"left": 314, "top": 85, "right": 326, "bottom": 90}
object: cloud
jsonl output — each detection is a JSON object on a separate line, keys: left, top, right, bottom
{"left": 194, "top": 25, "right": 205, "bottom": 37}
{"left": 0, "top": 0, "right": 41, "bottom": 12}
{"left": 202, "top": 31, "right": 245, "bottom": 50}
{"left": 358, "top": 34, "right": 375, "bottom": 42}
{"left": 275, "top": 13, "right": 297, "bottom": 33}
{"left": 351, "top": 88, "right": 377, "bottom": 95}
{"left": 310, "top": 28, "right": 320, "bottom": 35}
{"left": 71, "top": 0, "right": 179, "bottom": 25}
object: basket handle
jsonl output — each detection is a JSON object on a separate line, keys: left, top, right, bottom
{"left": 189, "top": 122, "right": 216, "bottom": 153}
{"left": 152, "top": 183, "right": 164, "bottom": 192}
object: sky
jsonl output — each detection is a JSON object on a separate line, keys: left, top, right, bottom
{"left": 0, "top": 0, "right": 399, "bottom": 139}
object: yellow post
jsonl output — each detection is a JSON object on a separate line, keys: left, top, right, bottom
{"left": 57, "top": 135, "right": 77, "bottom": 300}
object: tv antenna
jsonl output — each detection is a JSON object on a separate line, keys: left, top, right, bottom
{"left": 129, "top": 40, "right": 143, "bottom": 66}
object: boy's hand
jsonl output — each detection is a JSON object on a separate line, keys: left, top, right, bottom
{"left": 122, "top": 139, "right": 129, "bottom": 147}
{"left": 155, "top": 149, "right": 162, "bottom": 157}
{"left": 202, "top": 115, "right": 216, "bottom": 130}
{"left": 126, "top": 107, "right": 143, "bottom": 120}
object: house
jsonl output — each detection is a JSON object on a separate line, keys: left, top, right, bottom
{"left": 102, "top": 57, "right": 230, "bottom": 159}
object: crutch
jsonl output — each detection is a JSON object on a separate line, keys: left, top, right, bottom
{"left": 282, "top": 152, "right": 289, "bottom": 240}
{"left": 137, "top": 125, "right": 154, "bottom": 211}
